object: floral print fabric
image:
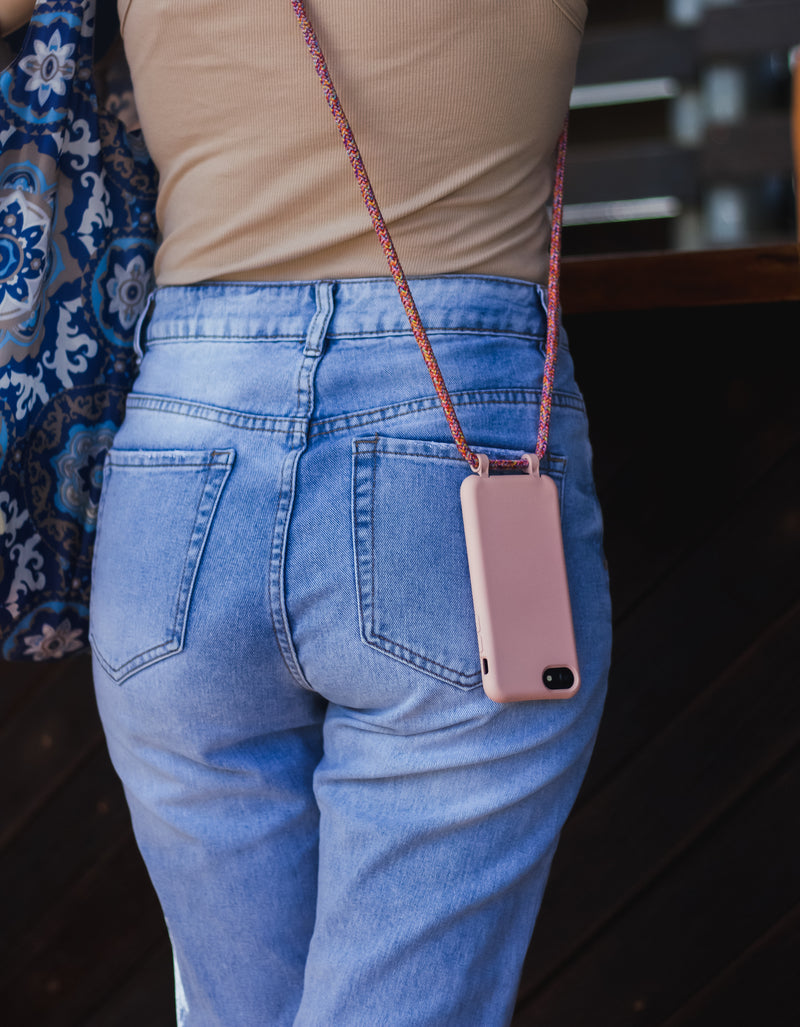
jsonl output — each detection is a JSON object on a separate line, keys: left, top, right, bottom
{"left": 0, "top": 0, "right": 158, "bottom": 660}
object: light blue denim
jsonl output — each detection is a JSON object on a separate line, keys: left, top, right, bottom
{"left": 90, "top": 275, "right": 611, "bottom": 1027}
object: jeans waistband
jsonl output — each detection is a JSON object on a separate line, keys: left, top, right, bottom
{"left": 142, "top": 275, "right": 551, "bottom": 345}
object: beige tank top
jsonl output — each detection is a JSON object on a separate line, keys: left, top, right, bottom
{"left": 118, "top": 0, "right": 586, "bottom": 287}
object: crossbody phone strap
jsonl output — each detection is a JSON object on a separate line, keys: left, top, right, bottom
{"left": 291, "top": 0, "right": 567, "bottom": 474}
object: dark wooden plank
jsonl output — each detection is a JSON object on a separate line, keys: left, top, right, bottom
{"left": 566, "top": 99, "right": 671, "bottom": 149}
{"left": 795, "top": 30, "right": 800, "bottom": 230}
{"left": 700, "top": 1, "right": 800, "bottom": 59}
{"left": 83, "top": 942, "right": 174, "bottom": 1027}
{"left": 602, "top": 434, "right": 799, "bottom": 624}
{"left": 562, "top": 217, "right": 675, "bottom": 260}
{"left": 575, "top": 26, "right": 695, "bottom": 86}
{"left": 589, "top": 446, "right": 798, "bottom": 791}
{"left": 582, "top": 0, "right": 664, "bottom": 30}
{"left": 561, "top": 245, "right": 800, "bottom": 313}
{"left": 568, "top": 303, "right": 800, "bottom": 533}
{"left": 0, "top": 745, "right": 132, "bottom": 963}
{"left": 565, "top": 142, "right": 697, "bottom": 205}
{"left": 514, "top": 752, "right": 800, "bottom": 1025}
{"left": 594, "top": 384, "right": 800, "bottom": 621}
{"left": 701, "top": 114, "right": 794, "bottom": 181}
{"left": 0, "top": 836, "right": 166, "bottom": 1024}
{"left": 517, "top": 601, "right": 800, "bottom": 1002}
{"left": 0, "top": 659, "right": 53, "bottom": 724}
{"left": 660, "top": 904, "right": 800, "bottom": 1027}
{"left": 0, "top": 654, "right": 102, "bottom": 849}
{"left": 558, "top": 301, "right": 798, "bottom": 807}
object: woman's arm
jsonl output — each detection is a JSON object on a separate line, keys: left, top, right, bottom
{"left": 0, "top": 0, "right": 36, "bottom": 36}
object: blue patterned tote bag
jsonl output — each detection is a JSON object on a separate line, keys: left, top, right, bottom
{"left": 0, "top": 0, "right": 158, "bottom": 661}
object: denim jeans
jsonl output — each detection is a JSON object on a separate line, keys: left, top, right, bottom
{"left": 90, "top": 275, "right": 611, "bottom": 1026}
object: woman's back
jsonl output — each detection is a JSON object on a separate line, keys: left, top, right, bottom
{"left": 119, "top": 0, "right": 586, "bottom": 285}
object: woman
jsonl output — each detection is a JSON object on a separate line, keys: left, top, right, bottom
{"left": 3, "top": 2, "right": 609, "bottom": 1024}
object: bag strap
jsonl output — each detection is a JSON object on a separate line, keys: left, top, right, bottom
{"left": 291, "top": 0, "right": 567, "bottom": 473}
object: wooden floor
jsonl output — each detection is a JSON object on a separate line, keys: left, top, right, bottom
{"left": 2, "top": 298, "right": 798, "bottom": 1025}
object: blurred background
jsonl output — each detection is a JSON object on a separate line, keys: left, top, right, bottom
{"left": 563, "top": 0, "right": 798, "bottom": 257}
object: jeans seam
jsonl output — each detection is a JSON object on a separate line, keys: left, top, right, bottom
{"left": 126, "top": 390, "right": 585, "bottom": 438}
{"left": 294, "top": 282, "right": 334, "bottom": 445}
{"left": 126, "top": 395, "right": 298, "bottom": 434}
{"left": 167, "top": 462, "right": 209, "bottom": 647}
{"left": 310, "top": 389, "right": 585, "bottom": 439}
{"left": 105, "top": 451, "right": 233, "bottom": 468}
{"left": 143, "top": 327, "right": 545, "bottom": 344}
{"left": 269, "top": 287, "right": 333, "bottom": 692}
{"left": 269, "top": 449, "right": 313, "bottom": 690}
{"left": 353, "top": 437, "right": 567, "bottom": 472}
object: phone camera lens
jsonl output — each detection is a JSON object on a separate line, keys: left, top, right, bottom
{"left": 542, "top": 666, "right": 575, "bottom": 690}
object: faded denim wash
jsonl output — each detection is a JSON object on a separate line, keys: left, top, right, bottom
{"left": 90, "top": 275, "right": 611, "bottom": 1026}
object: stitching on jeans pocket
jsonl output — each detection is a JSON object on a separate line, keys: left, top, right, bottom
{"left": 89, "top": 448, "right": 235, "bottom": 684}
{"left": 351, "top": 435, "right": 566, "bottom": 689}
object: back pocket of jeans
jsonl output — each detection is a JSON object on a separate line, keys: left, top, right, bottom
{"left": 352, "top": 435, "right": 565, "bottom": 689}
{"left": 90, "top": 448, "right": 235, "bottom": 683}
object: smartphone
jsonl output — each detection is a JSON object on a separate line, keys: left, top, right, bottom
{"left": 460, "top": 455, "right": 579, "bottom": 702}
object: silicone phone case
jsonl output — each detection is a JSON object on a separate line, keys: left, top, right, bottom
{"left": 460, "top": 455, "right": 580, "bottom": 702}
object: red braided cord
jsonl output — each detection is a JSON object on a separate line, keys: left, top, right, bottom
{"left": 291, "top": 0, "right": 566, "bottom": 472}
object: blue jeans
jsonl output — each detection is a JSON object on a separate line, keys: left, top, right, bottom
{"left": 90, "top": 275, "right": 611, "bottom": 1026}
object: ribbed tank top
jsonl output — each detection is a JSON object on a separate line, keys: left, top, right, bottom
{"left": 118, "top": 0, "right": 586, "bottom": 286}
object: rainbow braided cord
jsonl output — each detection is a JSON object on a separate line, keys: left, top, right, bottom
{"left": 291, "top": 0, "right": 567, "bottom": 472}
{"left": 537, "top": 122, "right": 568, "bottom": 462}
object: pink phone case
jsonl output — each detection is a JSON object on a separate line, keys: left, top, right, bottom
{"left": 460, "top": 454, "right": 580, "bottom": 702}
